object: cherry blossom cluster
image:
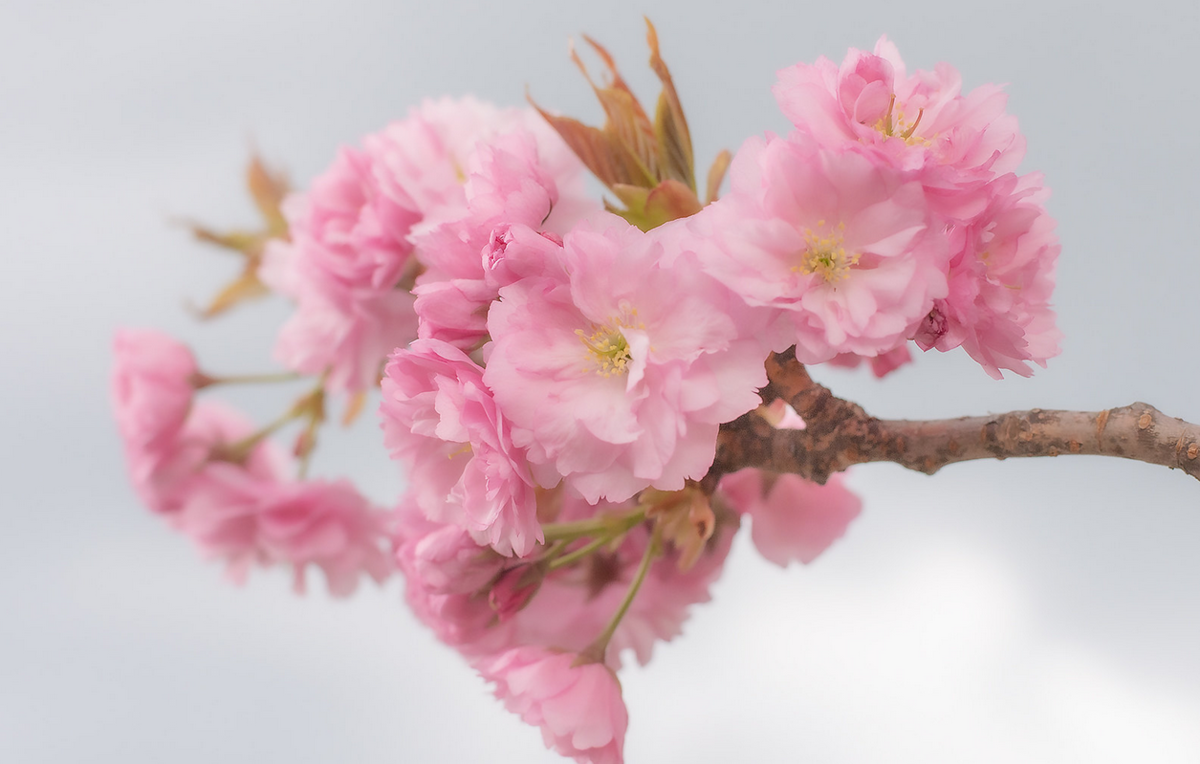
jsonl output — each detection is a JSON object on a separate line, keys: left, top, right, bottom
{"left": 112, "top": 30, "right": 1058, "bottom": 763}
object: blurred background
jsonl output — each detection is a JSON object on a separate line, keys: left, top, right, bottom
{"left": 2, "top": 0, "right": 1199, "bottom": 761}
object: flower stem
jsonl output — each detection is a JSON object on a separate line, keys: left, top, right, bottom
{"left": 575, "top": 521, "right": 662, "bottom": 665}
{"left": 541, "top": 509, "right": 645, "bottom": 542}
{"left": 547, "top": 535, "right": 612, "bottom": 571}
{"left": 193, "top": 371, "right": 302, "bottom": 388}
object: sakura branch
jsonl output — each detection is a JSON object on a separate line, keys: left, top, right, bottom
{"left": 110, "top": 20, "right": 1171, "bottom": 764}
{"left": 708, "top": 348, "right": 1200, "bottom": 488}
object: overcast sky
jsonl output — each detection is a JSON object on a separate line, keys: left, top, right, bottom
{"left": 2, "top": 1, "right": 1199, "bottom": 762}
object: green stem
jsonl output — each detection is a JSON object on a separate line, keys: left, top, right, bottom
{"left": 576, "top": 522, "right": 662, "bottom": 665}
{"left": 548, "top": 535, "right": 612, "bottom": 571}
{"left": 541, "top": 509, "right": 645, "bottom": 542}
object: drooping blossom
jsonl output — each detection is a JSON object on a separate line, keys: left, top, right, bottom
{"left": 129, "top": 401, "right": 289, "bottom": 517}
{"left": 393, "top": 486, "right": 737, "bottom": 673}
{"left": 774, "top": 35, "right": 1025, "bottom": 190}
{"left": 112, "top": 330, "right": 393, "bottom": 594}
{"left": 112, "top": 329, "right": 198, "bottom": 505}
{"left": 178, "top": 466, "right": 393, "bottom": 596}
{"left": 717, "top": 468, "right": 861, "bottom": 567}
{"left": 259, "top": 141, "right": 421, "bottom": 393}
{"left": 262, "top": 97, "right": 565, "bottom": 393}
{"left": 694, "top": 134, "right": 949, "bottom": 364}
{"left": 914, "top": 172, "right": 1061, "bottom": 377}
{"left": 380, "top": 339, "right": 541, "bottom": 556}
{"left": 485, "top": 215, "right": 768, "bottom": 504}
{"left": 475, "top": 646, "right": 628, "bottom": 764}
{"left": 392, "top": 497, "right": 507, "bottom": 650}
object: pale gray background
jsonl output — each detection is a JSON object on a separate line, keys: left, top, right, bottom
{"left": 3, "top": 1, "right": 1199, "bottom": 762}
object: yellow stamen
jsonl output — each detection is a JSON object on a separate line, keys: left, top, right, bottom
{"left": 576, "top": 304, "right": 645, "bottom": 377}
{"left": 870, "top": 93, "right": 931, "bottom": 146}
{"left": 793, "top": 221, "right": 857, "bottom": 283}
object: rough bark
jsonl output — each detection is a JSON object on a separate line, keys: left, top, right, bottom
{"left": 703, "top": 348, "right": 1200, "bottom": 490}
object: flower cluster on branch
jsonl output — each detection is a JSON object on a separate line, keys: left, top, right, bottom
{"left": 109, "top": 23, "right": 1194, "bottom": 763}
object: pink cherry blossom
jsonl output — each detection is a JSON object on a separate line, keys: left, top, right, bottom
{"left": 142, "top": 402, "right": 290, "bottom": 517}
{"left": 915, "top": 172, "right": 1061, "bottom": 378}
{"left": 391, "top": 497, "right": 515, "bottom": 651}
{"left": 259, "top": 144, "right": 420, "bottom": 393}
{"left": 485, "top": 215, "right": 768, "bottom": 504}
{"left": 411, "top": 127, "right": 593, "bottom": 350}
{"left": 365, "top": 96, "right": 539, "bottom": 225}
{"left": 112, "top": 329, "right": 198, "bottom": 495}
{"left": 696, "top": 133, "right": 950, "bottom": 363}
{"left": 475, "top": 646, "right": 628, "bottom": 764}
{"left": 264, "top": 276, "right": 418, "bottom": 394}
{"left": 179, "top": 469, "right": 392, "bottom": 596}
{"left": 718, "top": 468, "right": 861, "bottom": 566}
{"left": 774, "top": 35, "right": 1025, "bottom": 185}
{"left": 262, "top": 98, "right": 555, "bottom": 393}
{"left": 380, "top": 339, "right": 541, "bottom": 556}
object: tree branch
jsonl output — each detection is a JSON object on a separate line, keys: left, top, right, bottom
{"left": 704, "top": 349, "right": 1200, "bottom": 489}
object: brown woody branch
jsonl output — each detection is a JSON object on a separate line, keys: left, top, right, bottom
{"left": 703, "top": 348, "right": 1200, "bottom": 490}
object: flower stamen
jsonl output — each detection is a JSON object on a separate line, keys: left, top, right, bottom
{"left": 794, "top": 221, "right": 857, "bottom": 283}
{"left": 871, "top": 94, "right": 930, "bottom": 146}
{"left": 576, "top": 305, "right": 644, "bottom": 377}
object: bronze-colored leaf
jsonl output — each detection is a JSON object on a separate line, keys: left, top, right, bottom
{"left": 188, "top": 222, "right": 266, "bottom": 256}
{"left": 576, "top": 35, "right": 652, "bottom": 128}
{"left": 646, "top": 19, "right": 695, "bottom": 191}
{"left": 197, "top": 266, "right": 269, "bottom": 319}
{"left": 341, "top": 391, "right": 367, "bottom": 426}
{"left": 529, "top": 97, "right": 654, "bottom": 189}
{"left": 593, "top": 85, "right": 660, "bottom": 183}
{"left": 704, "top": 149, "right": 732, "bottom": 205}
{"left": 245, "top": 153, "right": 290, "bottom": 237}
{"left": 570, "top": 39, "right": 659, "bottom": 185}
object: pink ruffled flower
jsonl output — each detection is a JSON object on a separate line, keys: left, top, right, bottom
{"left": 260, "top": 144, "right": 420, "bottom": 392}
{"left": 696, "top": 134, "right": 950, "bottom": 363}
{"left": 263, "top": 97, "right": 550, "bottom": 393}
{"left": 774, "top": 36, "right": 1025, "bottom": 187}
{"left": 475, "top": 646, "right": 628, "bottom": 764}
{"left": 263, "top": 275, "right": 418, "bottom": 394}
{"left": 380, "top": 339, "right": 541, "bottom": 556}
{"left": 391, "top": 497, "right": 514, "bottom": 651}
{"left": 412, "top": 128, "right": 593, "bottom": 350}
{"left": 915, "top": 173, "right": 1062, "bottom": 378}
{"left": 485, "top": 215, "right": 768, "bottom": 504}
{"left": 179, "top": 468, "right": 392, "bottom": 596}
{"left": 718, "top": 468, "right": 861, "bottom": 566}
{"left": 112, "top": 329, "right": 198, "bottom": 501}
{"left": 365, "top": 96, "right": 538, "bottom": 225}
{"left": 117, "top": 359, "right": 392, "bottom": 594}
{"left": 141, "top": 402, "right": 289, "bottom": 515}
